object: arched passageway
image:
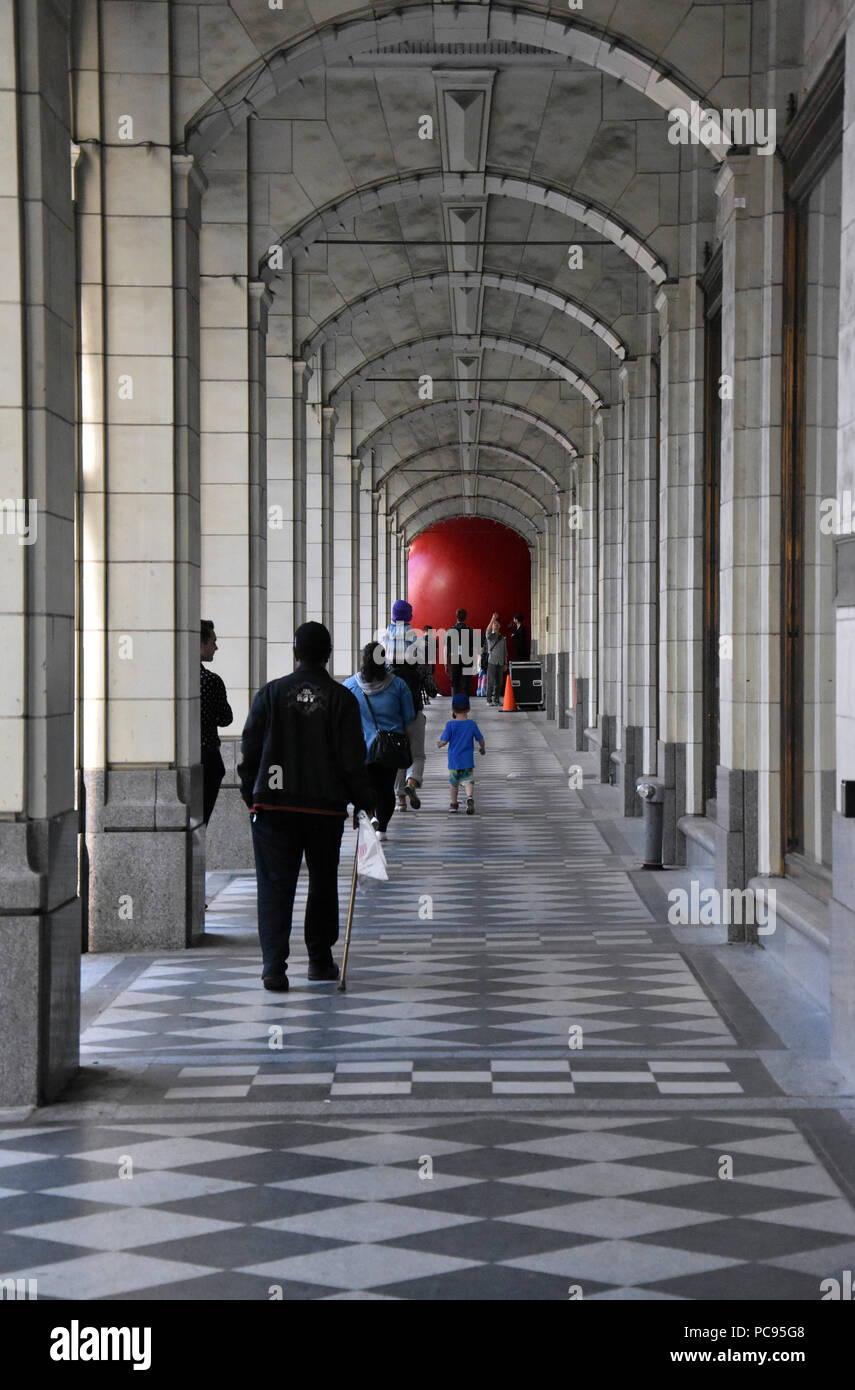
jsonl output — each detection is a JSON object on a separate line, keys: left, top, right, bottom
{"left": 2, "top": 0, "right": 855, "bottom": 1315}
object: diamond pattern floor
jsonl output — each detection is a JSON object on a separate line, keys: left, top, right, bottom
{"left": 2, "top": 701, "right": 854, "bottom": 1300}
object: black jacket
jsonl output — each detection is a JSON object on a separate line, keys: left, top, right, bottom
{"left": 510, "top": 623, "right": 530, "bottom": 661}
{"left": 446, "top": 623, "right": 474, "bottom": 669}
{"left": 237, "top": 665, "right": 374, "bottom": 815}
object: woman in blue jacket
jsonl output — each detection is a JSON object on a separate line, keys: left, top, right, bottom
{"left": 345, "top": 642, "right": 415, "bottom": 839}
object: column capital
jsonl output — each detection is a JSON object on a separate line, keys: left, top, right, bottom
{"left": 654, "top": 280, "right": 681, "bottom": 330}
{"left": 171, "top": 153, "right": 208, "bottom": 212}
{"left": 247, "top": 279, "right": 273, "bottom": 332}
{"left": 618, "top": 356, "right": 645, "bottom": 393}
{"left": 293, "top": 360, "right": 313, "bottom": 397}
{"left": 714, "top": 152, "right": 757, "bottom": 221}
{"left": 321, "top": 406, "right": 338, "bottom": 435}
{"left": 248, "top": 279, "right": 273, "bottom": 308}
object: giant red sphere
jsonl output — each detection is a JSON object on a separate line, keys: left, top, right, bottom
{"left": 407, "top": 518, "right": 532, "bottom": 695}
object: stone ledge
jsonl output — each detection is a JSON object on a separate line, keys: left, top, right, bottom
{"left": 678, "top": 814, "right": 717, "bottom": 867}
{"left": 750, "top": 873, "right": 830, "bottom": 1010}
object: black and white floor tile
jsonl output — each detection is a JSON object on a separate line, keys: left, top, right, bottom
{"left": 1, "top": 1113, "right": 855, "bottom": 1299}
{"left": 1, "top": 705, "right": 853, "bottom": 1300}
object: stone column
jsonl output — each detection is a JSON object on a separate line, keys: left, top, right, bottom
{"left": 831, "top": 19, "right": 855, "bottom": 1080}
{"left": 305, "top": 366, "right": 324, "bottom": 623}
{"left": 359, "top": 459, "right": 374, "bottom": 651}
{"left": 715, "top": 153, "right": 783, "bottom": 928}
{"left": 656, "top": 279, "right": 704, "bottom": 864}
{"left": 530, "top": 533, "right": 543, "bottom": 657}
{"left": 350, "top": 456, "right": 363, "bottom": 664}
{"left": 557, "top": 484, "right": 572, "bottom": 730}
{"left": 375, "top": 486, "right": 389, "bottom": 635}
{"left": 291, "top": 357, "right": 310, "bottom": 629}
{"left": 266, "top": 301, "right": 296, "bottom": 675}
{"left": 331, "top": 410, "right": 355, "bottom": 679}
{"left": 597, "top": 405, "right": 622, "bottom": 784}
{"left": 319, "top": 405, "right": 336, "bottom": 632}
{"left": 198, "top": 270, "right": 270, "bottom": 871}
{"left": 387, "top": 522, "right": 399, "bottom": 623}
{"left": 545, "top": 499, "right": 561, "bottom": 721}
{"left": 197, "top": 135, "right": 269, "bottom": 867}
{"left": 576, "top": 425, "right": 598, "bottom": 748}
{"left": 78, "top": 10, "right": 205, "bottom": 951}
{"left": 0, "top": 0, "right": 80, "bottom": 1105}
{"left": 247, "top": 282, "right": 270, "bottom": 699}
{"left": 401, "top": 543, "right": 410, "bottom": 603}
{"left": 619, "top": 356, "right": 658, "bottom": 813}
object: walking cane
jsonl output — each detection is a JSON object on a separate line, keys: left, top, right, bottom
{"left": 336, "top": 828, "right": 360, "bottom": 993}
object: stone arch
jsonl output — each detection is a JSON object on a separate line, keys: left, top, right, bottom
{"left": 302, "top": 272, "right": 629, "bottom": 362}
{"left": 379, "top": 444, "right": 558, "bottom": 492}
{"left": 330, "top": 334, "right": 603, "bottom": 410}
{"left": 185, "top": 3, "right": 725, "bottom": 173}
{"left": 265, "top": 172, "right": 668, "bottom": 285}
{"left": 404, "top": 495, "right": 539, "bottom": 544}
{"left": 391, "top": 471, "right": 549, "bottom": 526}
{"left": 359, "top": 399, "right": 580, "bottom": 463}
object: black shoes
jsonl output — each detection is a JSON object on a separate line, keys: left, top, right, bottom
{"left": 308, "top": 959, "right": 340, "bottom": 981}
{"left": 405, "top": 783, "right": 421, "bottom": 809}
{"left": 264, "top": 961, "right": 340, "bottom": 985}
{"left": 466, "top": 797, "right": 475, "bottom": 815}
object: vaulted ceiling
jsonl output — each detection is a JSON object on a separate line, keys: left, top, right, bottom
{"left": 185, "top": 1, "right": 751, "bottom": 542}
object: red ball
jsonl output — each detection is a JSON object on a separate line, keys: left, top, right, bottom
{"left": 408, "top": 519, "right": 531, "bottom": 695}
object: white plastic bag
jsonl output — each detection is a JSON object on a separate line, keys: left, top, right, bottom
{"left": 356, "top": 809, "right": 389, "bottom": 882}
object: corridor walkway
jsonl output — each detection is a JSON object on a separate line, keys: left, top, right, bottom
{"left": 2, "top": 706, "right": 855, "bottom": 1300}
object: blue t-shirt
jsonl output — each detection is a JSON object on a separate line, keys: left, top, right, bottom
{"left": 441, "top": 718, "right": 483, "bottom": 769}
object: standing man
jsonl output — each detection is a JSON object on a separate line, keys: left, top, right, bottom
{"left": 200, "top": 619, "right": 233, "bottom": 825}
{"left": 237, "top": 622, "right": 374, "bottom": 991}
{"left": 446, "top": 607, "right": 474, "bottom": 696}
{"left": 383, "top": 599, "right": 427, "bottom": 813}
{"left": 509, "top": 612, "right": 530, "bottom": 662}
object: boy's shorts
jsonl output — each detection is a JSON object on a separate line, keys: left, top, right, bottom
{"left": 449, "top": 767, "right": 474, "bottom": 787}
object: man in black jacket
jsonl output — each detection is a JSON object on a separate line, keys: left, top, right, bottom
{"left": 509, "top": 612, "right": 530, "bottom": 662}
{"left": 446, "top": 607, "right": 474, "bottom": 695}
{"left": 237, "top": 622, "right": 374, "bottom": 990}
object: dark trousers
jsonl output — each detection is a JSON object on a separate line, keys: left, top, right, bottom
{"left": 367, "top": 763, "right": 397, "bottom": 832}
{"left": 450, "top": 666, "right": 472, "bottom": 696}
{"left": 202, "top": 746, "right": 226, "bottom": 825}
{"left": 487, "top": 664, "right": 505, "bottom": 703}
{"left": 251, "top": 810, "right": 345, "bottom": 978}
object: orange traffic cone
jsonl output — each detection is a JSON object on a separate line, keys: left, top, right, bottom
{"left": 502, "top": 673, "right": 517, "bottom": 711}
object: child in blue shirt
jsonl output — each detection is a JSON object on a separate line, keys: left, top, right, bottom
{"left": 437, "top": 692, "right": 485, "bottom": 815}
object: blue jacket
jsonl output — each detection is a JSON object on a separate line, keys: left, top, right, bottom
{"left": 344, "top": 672, "right": 416, "bottom": 758}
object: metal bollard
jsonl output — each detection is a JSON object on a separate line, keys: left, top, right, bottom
{"left": 636, "top": 777, "right": 665, "bottom": 869}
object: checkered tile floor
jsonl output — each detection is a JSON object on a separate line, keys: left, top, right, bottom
{"left": 2, "top": 703, "right": 854, "bottom": 1299}
{"left": 78, "top": 946, "right": 742, "bottom": 1061}
{"left": 157, "top": 1058, "right": 771, "bottom": 1101}
{"left": 2, "top": 1114, "right": 855, "bottom": 1300}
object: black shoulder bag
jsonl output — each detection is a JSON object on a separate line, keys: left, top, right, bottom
{"left": 362, "top": 691, "right": 412, "bottom": 770}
